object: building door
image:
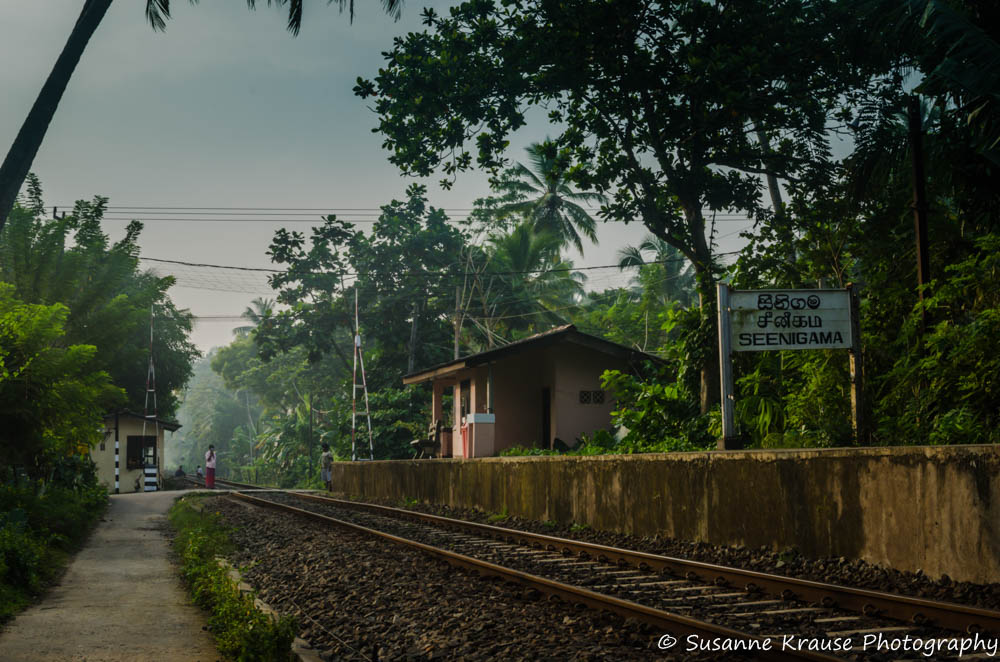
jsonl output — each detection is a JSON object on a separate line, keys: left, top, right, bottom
{"left": 541, "top": 387, "right": 551, "bottom": 449}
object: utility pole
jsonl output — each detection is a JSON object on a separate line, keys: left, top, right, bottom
{"left": 908, "top": 95, "right": 931, "bottom": 326}
{"left": 308, "top": 394, "right": 313, "bottom": 475}
{"left": 454, "top": 285, "right": 461, "bottom": 360}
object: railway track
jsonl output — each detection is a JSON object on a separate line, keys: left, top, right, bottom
{"left": 216, "top": 488, "right": 1000, "bottom": 661}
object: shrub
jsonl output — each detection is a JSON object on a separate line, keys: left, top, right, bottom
{"left": 170, "top": 497, "right": 296, "bottom": 662}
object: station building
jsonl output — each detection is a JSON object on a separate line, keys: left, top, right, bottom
{"left": 403, "top": 325, "right": 662, "bottom": 457}
{"left": 91, "top": 411, "right": 180, "bottom": 493}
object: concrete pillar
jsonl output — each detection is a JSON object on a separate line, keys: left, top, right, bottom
{"left": 432, "top": 380, "right": 445, "bottom": 423}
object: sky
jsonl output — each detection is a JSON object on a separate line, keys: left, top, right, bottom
{"left": 0, "top": 1, "right": 752, "bottom": 353}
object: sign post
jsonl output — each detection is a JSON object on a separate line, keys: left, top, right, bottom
{"left": 717, "top": 285, "right": 864, "bottom": 448}
{"left": 717, "top": 284, "right": 738, "bottom": 448}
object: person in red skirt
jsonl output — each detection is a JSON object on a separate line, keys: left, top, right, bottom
{"left": 205, "top": 445, "right": 216, "bottom": 489}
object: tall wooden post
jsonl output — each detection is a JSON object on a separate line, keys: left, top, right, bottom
{"left": 848, "top": 283, "right": 868, "bottom": 445}
{"left": 908, "top": 95, "right": 931, "bottom": 325}
{"left": 717, "top": 283, "right": 739, "bottom": 449}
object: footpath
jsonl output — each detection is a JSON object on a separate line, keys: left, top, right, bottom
{"left": 0, "top": 490, "right": 219, "bottom": 662}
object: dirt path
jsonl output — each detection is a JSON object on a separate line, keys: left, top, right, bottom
{"left": 0, "top": 490, "right": 219, "bottom": 662}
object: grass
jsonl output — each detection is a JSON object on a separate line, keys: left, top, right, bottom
{"left": 487, "top": 507, "right": 510, "bottom": 523}
{"left": 169, "top": 495, "right": 297, "bottom": 661}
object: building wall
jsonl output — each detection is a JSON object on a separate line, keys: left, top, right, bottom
{"left": 549, "top": 344, "right": 627, "bottom": 446}
{"left": 327, "top": 445, "right": 1000, "bottom": 584}
{"left": 91, "top": 417, "right": 165, "bottom": 493}
{"left": 488, "top": 351, "right": 550, "bottom": 453}
{"left": 438, "top": 344, "right": 626, "bottom": 455}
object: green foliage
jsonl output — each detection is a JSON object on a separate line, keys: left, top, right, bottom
{"left": 491, "top": 140, "right": 603, "bottom": 255}
{"left": 0, "top": 476, "right": 107, "bottom": 623}
{"left": 169, "top": 497, "right": 296, "bottom": 661}
{"left": 877, "top": 234, "right": 1000, "bottom": 445}
{"left": 0, "top": 284, "right": 123, "bottom": 478}
{"left": 602, "top": 369, "right": 716, "bottom": 453}
{"left": 499, "top": 446, "right": 559, "bottom": 457}
{"left": 486, "top": 507, "right": 509, "bottom": 523}
{"left": 1, "top": 182, "right": 198, "bottom": 416}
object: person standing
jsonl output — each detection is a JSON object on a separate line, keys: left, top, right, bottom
{"left": 196, "top": 465, "right": 203, "bottom": 480}
{"left": 205, "top": 445, "right": 216, "bottom": 489}
{"left": 320, "top": 443, "right": 333, "bottom": 492}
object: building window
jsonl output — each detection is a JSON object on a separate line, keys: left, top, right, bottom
{"left": 100, "top": 441, "right": 106, "bottom": 451}
{"left": 579, "top": 390, "right": 591, "bottom": 404}
{"left": 126, "top": 436, "right": 156, "bottom": 469}
{"left": 579, "top": 390, "right": 605, "bottom": 405}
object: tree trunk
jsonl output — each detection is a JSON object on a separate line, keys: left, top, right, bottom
{"left": 756, "top": 128, "right": 797, "bottom": 276}
{"left": 696, "top": 267, "right": 720, "bottom": 414}
{"left": 684, "top": 207, "right": 721, "bottom": 414}
{"left": 0, "top": 0, "right": 113, "bottom": 233}
{"left": 643, "top": 205, "right": 721, "bottom": 414}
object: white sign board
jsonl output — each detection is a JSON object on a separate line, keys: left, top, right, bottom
{"left": 729, "top": 289, "right": 852, "bottom": 352}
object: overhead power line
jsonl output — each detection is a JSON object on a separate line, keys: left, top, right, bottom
{"left": 140, "top": 252, "right": 739, "bottom": 279}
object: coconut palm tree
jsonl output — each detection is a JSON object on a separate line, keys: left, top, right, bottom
{"left": 233, "top": 297, "right": 274, "bottom": 338}
{"left": 617, "top": 234, "right": 696, "bottom": 308}
{"left": 473, "top": 224, "right": 585, "bottom": 343}
{"left": 0, "top": 0, "right": 403, "bottom": 235}
{"left": 493, "top": 140, "right": 604, "bottom": 256}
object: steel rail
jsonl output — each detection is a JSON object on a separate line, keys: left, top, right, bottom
{"left": 231, "top": 491, "right": 839, "bottom": 662}
{"left": 181, "top": 476, "right": 266, "bottom": 490}
{"left": 289, "top": 492, "right": 1000, "bottom": 635}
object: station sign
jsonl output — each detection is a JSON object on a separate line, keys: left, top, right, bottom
{"left": 717, "top": 285, "right": 864, "bottom": 449}
{"left": 729, "top": 289, "right": 852, "bottom": 352}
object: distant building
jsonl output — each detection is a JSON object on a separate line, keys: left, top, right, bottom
{"left": 403, "top": 325, "right": 662, "bottom": 457}
{"left": 92, "top": 411, "right": 181, "bottom": 494}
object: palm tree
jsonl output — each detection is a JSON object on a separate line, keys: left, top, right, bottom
{"left": 0, "top": 0, "right": 403, "bottom": 236}
{"left": 472, "top": 224, "right": 585, "bottom": 344}
{"left": 233, "top": 297, "right": 274, "bottom": 338}
{"left": 617, "top": 234, "right": 696, "bottom": 308}
{"left": 493, "top": 141, "right": 604, "bottom": 256}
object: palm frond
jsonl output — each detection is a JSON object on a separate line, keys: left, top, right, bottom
{"left": 145, "top": 0, "right": 171, "bottom": 31}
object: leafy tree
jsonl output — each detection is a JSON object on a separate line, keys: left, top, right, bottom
{"left": 261, "top": 184, "right": 467, "bottom": 381}
{"left": 0, "top": 185, "right": 198, "bottom": 416}
{"left": 355, "top": 0, "right": 875, "bottom": 410}
{"left": 877, "top": 233, "right": 1000, "bottom": 445}
{"left": 0, "top": 0, "right": 404, "bottom": 236}
{"left": 0, "top": 284, "right": 123, "bottom": 480}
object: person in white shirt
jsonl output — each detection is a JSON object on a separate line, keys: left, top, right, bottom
{"left": 205, "top": 445, "right": 216, "bottom": 489}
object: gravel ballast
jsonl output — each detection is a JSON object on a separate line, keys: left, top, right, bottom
{"left": 214, "top": 496, "right": 693, "bottom": 661}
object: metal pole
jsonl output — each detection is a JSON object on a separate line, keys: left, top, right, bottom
{"left": 351, "top": 288, "right": 359, "bottom": 461}
{"left": 454, "top": 285, "right": 461, "bottom": 360}
{"left": 717, "top": 283, "right": 738, "bottom": 449}
{"left": 848, "top": 283, "right": 868, "bottom": 445}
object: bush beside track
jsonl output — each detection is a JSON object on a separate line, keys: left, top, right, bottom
{"left": 168, "top": 494, "right": 296, "bottom": 662}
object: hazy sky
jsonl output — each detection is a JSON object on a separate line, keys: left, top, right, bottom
{"left": 1, "top": 1, "right": 750, "bottom": 353}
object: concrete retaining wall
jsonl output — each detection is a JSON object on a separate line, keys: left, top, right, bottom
{"left": 329, "top": 445, "right": 1000, "bottom": 583}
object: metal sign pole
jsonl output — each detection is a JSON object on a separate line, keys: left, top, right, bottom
{"left": 847, "top": 283, "right": 867, "bottom": 445}
{"left": 717, "top": 283, "right": 738, "bottom": 448}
